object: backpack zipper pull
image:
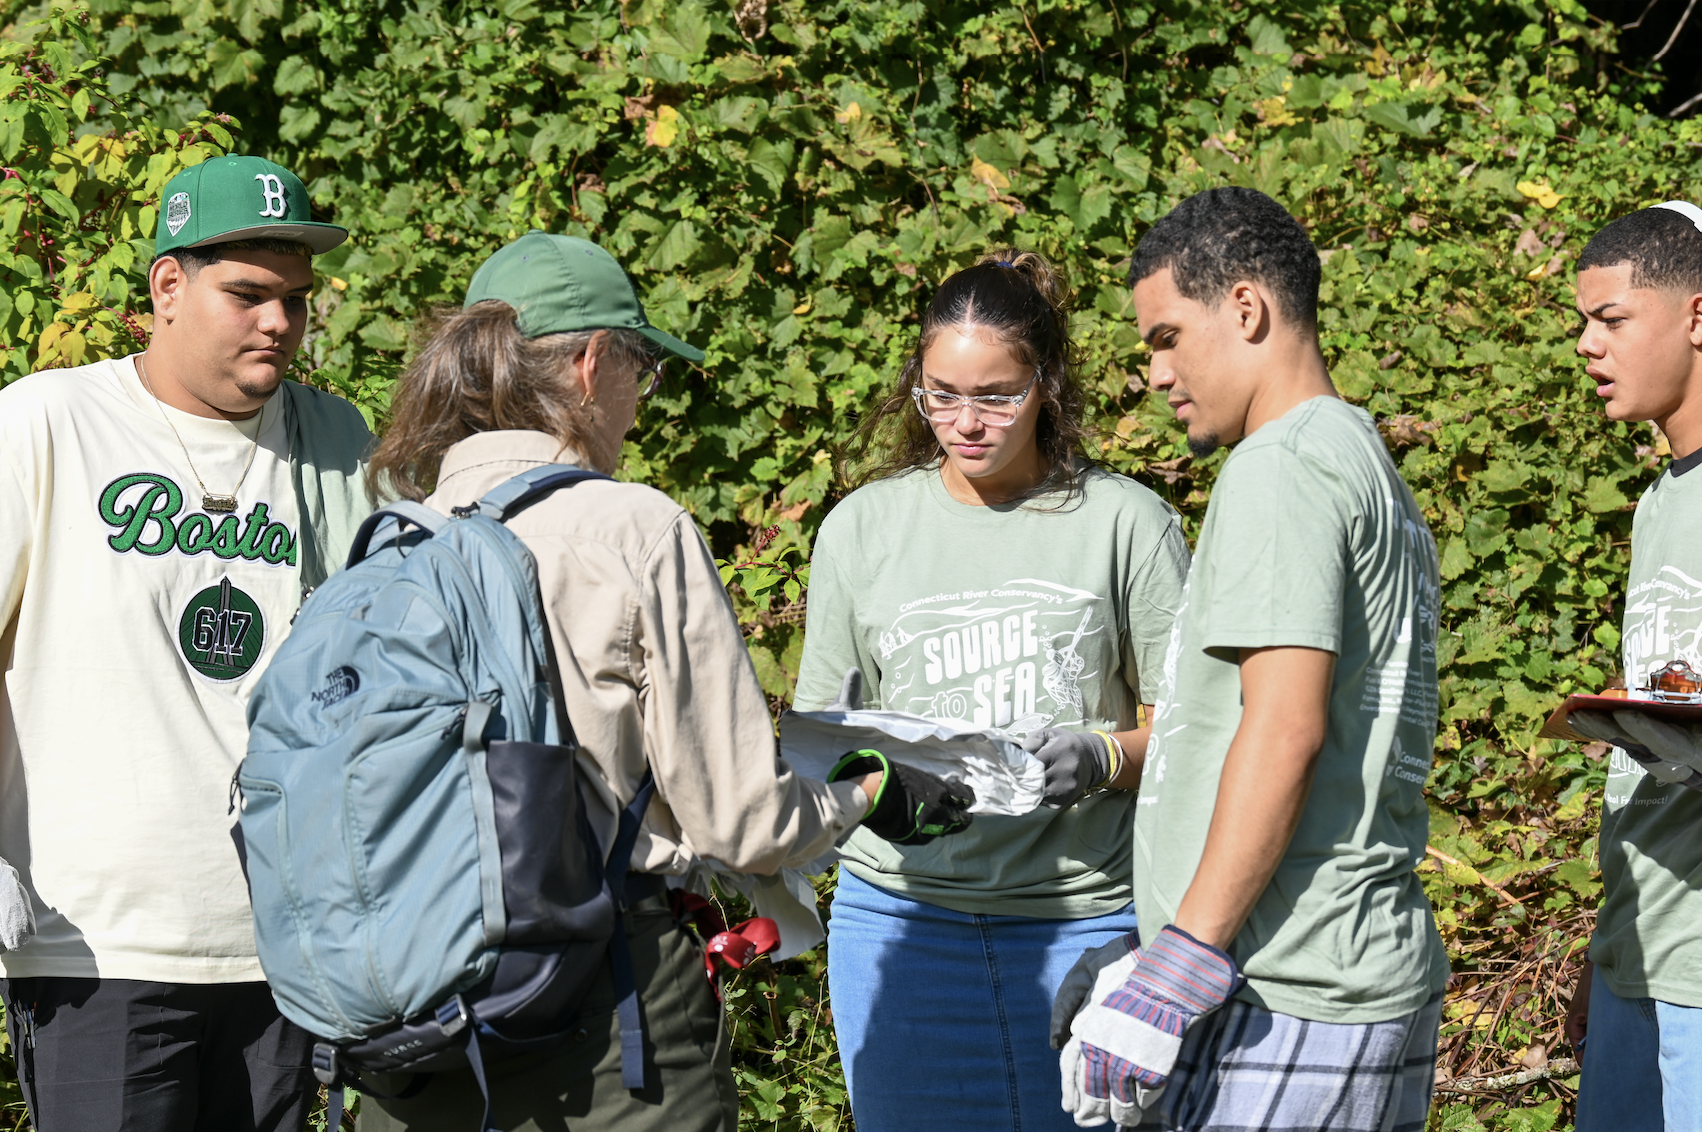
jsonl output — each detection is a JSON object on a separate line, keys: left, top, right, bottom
{"left": 441, "top": 706, "right": 469, "bottom": 741}
{"left": 228, "top": 764, "right": 245, "bottom": 815}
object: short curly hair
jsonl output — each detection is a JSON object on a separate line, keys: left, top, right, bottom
{"left": 1128, "top": 186, "right": 1321, "bottom": 334}
{"left": 1578, "top": 207, "right": 1702, "bottom": 294}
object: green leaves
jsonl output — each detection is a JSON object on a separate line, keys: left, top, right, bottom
{"left": 1363, "top": 99, "right": 1442, "bottom": 138}
{"left": 9, "top": 2, "right": 1691, "bottom": 1118}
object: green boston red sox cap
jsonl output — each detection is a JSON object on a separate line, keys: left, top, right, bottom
{"left": 464, "top": 230, "right": 705, "bottom": 362}
{"left": 154, "top": 155, "right": 347, "bottom": 256}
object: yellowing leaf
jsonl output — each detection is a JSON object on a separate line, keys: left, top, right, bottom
{"left": 1517, "top": 180, "right": 1563, "bottom": 209}
{"left": 1256, "top": 97, "right": 1298, "bottom": 126}
{"left": 645, "top": 105, "right": 680, "bottom": 148}
{"left": 971, "top": 156, "right": 1009, "bottom": 190}
{"left": 834, "top": 101, "right": 862, "bottom": 124}
{"left": 58, "top": 290, "right": 98, "bottom": 316}
{"left": 37, "top": 321, "right": 69, "bottom": 354}
{"left": 330, "top": 277, "right": 349, "bottom": 291}
{"left": 792, "top": 300, "right": 811, "bottom": 314}
{"left": 1525, "top": 262, "right": 1549, "bottom": 281}
{"left": 59, "top": 330, "right": 87, "bottom": 367}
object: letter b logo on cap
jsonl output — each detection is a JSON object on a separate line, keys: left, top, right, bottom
{"left": 255, "top": 173, "right": 287, "bottom": 218}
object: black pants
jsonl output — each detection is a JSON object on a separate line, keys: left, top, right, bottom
{"left": 358, "top": 903, "right": 737, "bottom": 1132}
{"left": 0, "top": 977, "right": 316, "bottom": 1132}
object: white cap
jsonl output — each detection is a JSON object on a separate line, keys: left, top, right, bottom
{"left": 1653, "top": 200, "right": 1702, "bottom": 234}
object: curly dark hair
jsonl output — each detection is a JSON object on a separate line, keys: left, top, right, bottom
{"left": 1578, "top": 206, "right": 1702, "bottom": 293}
{"left": 1128, "top": 186, "right": 1321, "bottom": 333}
{"left": 843, "top": 247, "right": 1092, "bottom": 502}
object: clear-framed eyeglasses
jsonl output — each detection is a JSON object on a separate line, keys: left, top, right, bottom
{"left": 638, "top": 354, "right": 667, "bottom": 399}
{"left": 910, "top": 372, "right": 1038, "bottom": 427}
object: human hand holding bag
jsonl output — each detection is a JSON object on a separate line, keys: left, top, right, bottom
{"left": 830, "top": 750, "right": 976, "bottom": 844}
{"left": 822, "top": 667, "right": 977, "bottom": 845}
{"left": 1023, "top": 728, "right": 1117, "bottom": 809}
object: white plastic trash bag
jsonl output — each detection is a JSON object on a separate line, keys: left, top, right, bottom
{"left": 779, "top": 708, "right": 1046, "bottom": 817}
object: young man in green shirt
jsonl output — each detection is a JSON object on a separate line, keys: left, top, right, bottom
{"left": 1052, "top": 187, "right": 1447, "bottom": 1130}
{"left": 1563, "top": 202, "right": 1702, "bottom": 1132}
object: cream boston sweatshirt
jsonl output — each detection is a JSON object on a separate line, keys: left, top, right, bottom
{"left": 0, "top": 356, "right": 308, "bottom": 982}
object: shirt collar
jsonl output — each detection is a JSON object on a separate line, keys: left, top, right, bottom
{"left": 1670, "top": 444, "right": 1702, "bottom": 479}
{"left": 436, "top": 430, "right": 592, "bottom": 485}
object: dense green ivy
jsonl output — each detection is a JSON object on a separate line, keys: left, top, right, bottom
{"left": 3, "top": 0, "right": 1700, "bottom": 1125}
{"left": 4, "top": 0, "right": 1690, "bottom": 758}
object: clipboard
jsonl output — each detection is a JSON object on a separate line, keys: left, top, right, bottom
{"left": 1538, "top": 689, "right": 1702, "bottom": 741}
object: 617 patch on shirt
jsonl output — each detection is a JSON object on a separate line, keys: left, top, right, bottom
{"left": 176, "top": 576, "right": 266, "bottom": 681}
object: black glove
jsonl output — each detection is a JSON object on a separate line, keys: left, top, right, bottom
{"left": 1049, "top": 934, "right": 1136, "bottom": 1048}
{"left": 1022, "top": 728, "right": 1114, "bottom": 809}
{"left": 827, "top": 667, "right": 866, "bottom": 712}
{"left": 831, "top": 749, "right": 976, "bottom": 845}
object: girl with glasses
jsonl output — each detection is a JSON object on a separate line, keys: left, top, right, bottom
{"left": 793, "top": 248, "right": 1192, "bottom": 1132}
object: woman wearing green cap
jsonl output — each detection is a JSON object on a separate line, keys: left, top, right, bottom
{"left": 356, "top": 232, "right": 975, "bottom": 1131}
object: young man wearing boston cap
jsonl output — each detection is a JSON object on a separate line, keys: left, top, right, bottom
{"left": 1563, "top": 201, "right": 1702, "bottom": 1132}
{"left": 0, "top": 155, "right": 372, "bottom": 1129}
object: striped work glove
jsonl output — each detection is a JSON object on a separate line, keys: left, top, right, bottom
{"left": 1060, "top": 925, "right": 1245, "bottom": 1128}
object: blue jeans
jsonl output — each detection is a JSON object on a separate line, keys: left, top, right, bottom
{"left": 1575, "top": 974, "right": 1702, "bottom": 1132}
{"left": 826, "top": 869, "right": 1139, "bottom": 1132}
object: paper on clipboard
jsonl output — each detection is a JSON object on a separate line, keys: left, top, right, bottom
{"left": 1538, "top": 689, "right": 1702, "bottom": 741}
{"left": 779, "top": 708, "right": 1047, "bottom": 817}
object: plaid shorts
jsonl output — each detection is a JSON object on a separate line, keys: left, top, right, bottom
{"left": 1133, "top": 991, "right": 1442, "bottom": 1132}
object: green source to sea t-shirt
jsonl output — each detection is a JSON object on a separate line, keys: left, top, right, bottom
{"left": 795, "top": 464, "right": 1190, "bottom": 919}
{"left": 1132, "top": 396, "right": 1449, "bottom": 1024}
{"left": 1592, "top": 451, "right": 1702, "bottom": 1008}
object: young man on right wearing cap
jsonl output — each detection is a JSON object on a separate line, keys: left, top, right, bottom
{"left": 1562, "top": 202, "right": 1702, "bottom": 1132}
{"left": 0, "top": 155, "right": 371, "bottom": 1130}
{"left": 1051, "top": 187, "right": 1447, "bottom": 1130}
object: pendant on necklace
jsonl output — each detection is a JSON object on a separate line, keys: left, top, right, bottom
{"left": 203, "top": 494, "right": 239, "bottom": 513}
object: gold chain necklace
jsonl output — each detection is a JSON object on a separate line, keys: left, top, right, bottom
{"left": 136, "top": 355, "right": 263, "bottom": 514}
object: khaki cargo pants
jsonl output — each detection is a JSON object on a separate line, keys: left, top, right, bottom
{"left": 357, "top": 903, "right": 737, "bottom": 1132}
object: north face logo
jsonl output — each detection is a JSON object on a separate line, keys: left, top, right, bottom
{"left": 311, "top": 665, "right": 360, "bottom": 708}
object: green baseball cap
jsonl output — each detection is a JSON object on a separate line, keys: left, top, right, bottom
{"left": 155, "top": 155, "right": 347, "bottom": 256}
{"left": 464, "top": 230, "right": 705, "bottom": 363}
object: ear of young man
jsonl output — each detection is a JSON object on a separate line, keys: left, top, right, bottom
{"left": 1133, "top": 269, "right": 1335, "bottom": 459}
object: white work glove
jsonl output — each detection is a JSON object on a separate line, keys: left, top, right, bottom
{"left": 1058, "top": 940, "right": 1150, "bottom": 1128}
{"left": 1571, "top": 710, "right": 1702, "bottom": 789}
{"left": 0, "top": 856, "right": 36, "bottom": 952}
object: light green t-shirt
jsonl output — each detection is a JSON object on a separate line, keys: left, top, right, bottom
{"left": 795, "top": 464, "right": 1191, "bottom": 918}
{"left": 1131, "top": 396, "right": 1449, "bottom": 1024}
{"left": 1593, "top": 455, "right": 1702, "bottom": 1008}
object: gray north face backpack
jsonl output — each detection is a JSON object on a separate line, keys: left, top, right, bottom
{"left": 240, "top": 465, "right": 653, "bottom": 1132}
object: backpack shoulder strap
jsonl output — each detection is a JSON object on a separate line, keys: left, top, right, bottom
{"left": 345, "top": 500, "right": 450, "bottom": 567}
{"left": 474, "top": 464, "right": 611, "bottom": 524}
